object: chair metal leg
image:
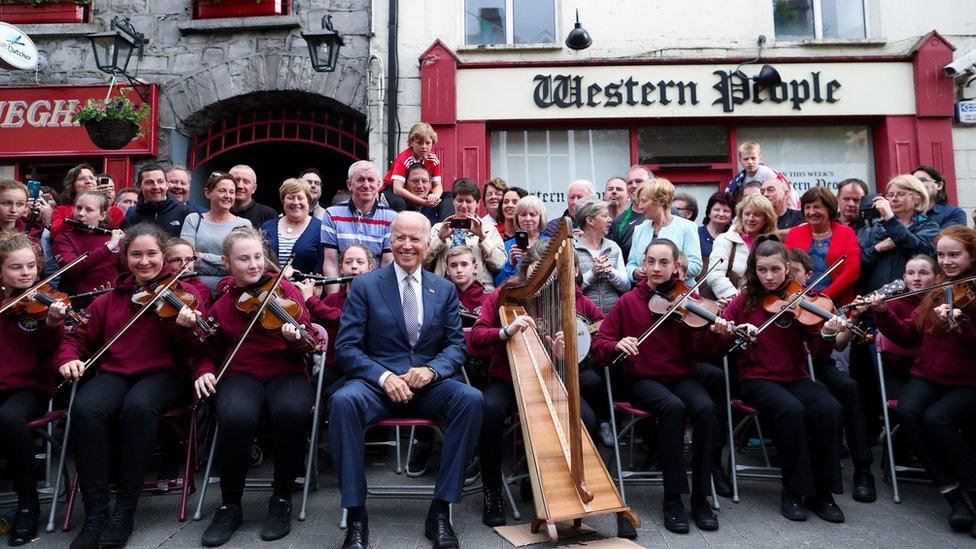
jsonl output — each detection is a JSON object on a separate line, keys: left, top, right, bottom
{"left": 500, "top": 475, "right": 522, "bottom": 521}
{"left": 46, "top": 382, "right": 76, "bottom": 533}
{"left": 876, "top": 350, "right": 901, "bottom": 504}
{"left": 179, "top": 414, "right": 197, "bottom": 522}
{"left": 603, "top": 366, "right": 627, "bottom": 502}
{"left": 723, "top": 356, "right": 740, "bottom": 503}
{"left": 405, "top": 426, "right": 417, "bottom": 470}
{"left": 339, "top": 507, "right": 347, "bottom": 529}
{"left": 393, "top": 426, "right": 402, "bottom": 474}
{"left": 194, "top": 423, "right": 220, "bottom": 521}
{"left": 301, "top": 354, "right": 328, "bottom": 521}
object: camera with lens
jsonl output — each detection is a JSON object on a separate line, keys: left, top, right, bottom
{"left": 859, "top": 193, "right": 881, "bottom": 222}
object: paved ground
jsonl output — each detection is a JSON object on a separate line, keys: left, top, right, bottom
{"left": 6, "top": 446, "right": 975, "bottom": 548}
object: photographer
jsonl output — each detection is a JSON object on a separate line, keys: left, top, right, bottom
{"left": 426, "top": 178, "right": 506, "bottom": 291}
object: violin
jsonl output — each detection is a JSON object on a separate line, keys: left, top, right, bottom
{"left": 942, "top": 279, "right": 975, "bottom": 332}
{"left": 2, "top": 283, "right": 87, "bottom": 325}
{"left": 236, "top": 275, "right": 322, "bottom": 351}
{"left": 649, "top": 279, "right": 755, "bottom": 341}
{"left": 763, "top": 279, "right": 873, "bottom": 342}
{"left": 63, "top": 217, "right": 114, "bottom": 236}
{"left": 132, "top": 273, "right": 217, "bottom": 341}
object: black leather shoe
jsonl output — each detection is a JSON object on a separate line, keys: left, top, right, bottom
{"left": 8, "top": 502, "right": 39, "bottom": 547}
{"left": 662, "top": 500, "right": 689, "bottom": 534}
{"left": 482, "top": 484, "right": 506, "bottom": 527}
{"left": 615, "top": 512, "right": 638, "bottom": 539}
{"left": 690, "top": 498, "right": 719, "bottom": 531}
{"left": 201, "top": 504, "right": 242, "bottom": 547}
{"left": 97, "top": 509, "right": 135, "bottom": 547}
{"left": 712, "top": 468, "right": 733, "bottom": 499}
{"left": 69, "top": 513, "right": 109, "bottom": 549}
{"left": 852, "top": 471, "right": 877, "bottom": 503}
{"left": 806, "top": 494, "right": 845, "bottom": 523}
{"left": 407, "top": 438, "right": 433, "bottom": 478}
{"left": 342, "top": 520, "right": 369, "bottom": 549}
{"left": 948, "top": 497, "right": 975, "bottom": 532}
{"left": 259, "top": 496, "right": 292, "bottom": 542}
{"left": 780, "top": 491, "right": 807, "bottom": 521}
{"left": 424, "top": 512, "right": 460, "bottom": 549}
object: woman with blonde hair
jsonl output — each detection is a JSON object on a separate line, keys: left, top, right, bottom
{"left": 704, "top": 194, "right": 778, "bottom": 300}
{"left": 625, "top": 178, "right": 702, "bottom": 284}
{"left": 262, "top": 178, "right": 322, "bottom": 274}
{"left": 494, "top": 194, "right": 548, "bottom": 285}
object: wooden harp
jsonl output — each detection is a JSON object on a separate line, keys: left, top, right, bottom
{"left": 498, "top": 218, "right": 639, "bottom": 541}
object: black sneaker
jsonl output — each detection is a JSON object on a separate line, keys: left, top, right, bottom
{"left": 780, "top": 491, "right": 807, "bottom": 521}
{"left": 69, "top": 513, "right": 109, "bottom": 549}
{"left": 852, "top": 471, "right": 877, "bottom": 503}
{"left": 259, "top": 496, "right": 292, "bottom": 542}
{"left": 482, "top": 484, "right": 506, "bottom": 527}
{"left": 97, "top": 509, "right": 135, "bottom": 547}
{"left": 201, "top": 504, "right": 243, "bottom": 547}
{"left": 406, "top": 438, "right": 433, "bottom": 478}
{"left": 8, "top": 502, "right": 39, "bottom": 547}
{"left": 712, "top": 468, "right": 733, "bottom": 499}
{"left": 948, "top": 496, "right": 975, "bottom": 532}
{"left": 806, "top": 494, "right": 845, "bottom": 523}
{"left": 662, "top": 499, "right": 689, "bottom": 534}
{"left": 690, "top": 498, "right": 719, "bottom": 531}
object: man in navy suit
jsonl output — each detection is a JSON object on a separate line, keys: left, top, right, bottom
{"left": 331, "top": 211, "right": 484, "bottom": 549}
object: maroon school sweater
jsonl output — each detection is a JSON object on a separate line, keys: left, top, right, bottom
{"left": 55, "top": 274, "right": 205, "bottom": 378}
{"left": 592, "top": 279, "right": 723, "bottom": 383}
{"left": 0, "top": 311, "right": 61, "bottom": 394}
{"left": 306, "top": 288, "right": 345, "bottom": 365}
{"left": 52, "top": 229, "right": 120, "bottom": 298}
{"left": 876, "top": 295, "right": 976, "bottom": 387}
{"left": 457, "top": 280, "right": 489, "bottom": 316}
{"left": 196, "top": 277, "right": 315, "bottom": 380}
{"left": 720, "top": 293, "right": 833, "bottom": 383}
{"left": 468, "top": 286, "right": 603, "bottom": 383}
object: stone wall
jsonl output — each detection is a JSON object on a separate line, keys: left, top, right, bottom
{"left": 0, "top": 0, "right": 372, "bottom": 164}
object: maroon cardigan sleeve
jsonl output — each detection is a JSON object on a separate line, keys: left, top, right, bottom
{"left": 468, "top": 289, "right": 503, "bottom": 358}
{"left": 591, "top": 301, "right": 624, "bottom": 365}
{"left": 876, "top": 303, "right": 924, "bottom": 348}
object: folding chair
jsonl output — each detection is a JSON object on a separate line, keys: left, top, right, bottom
{"left": 723, "top": 355, "right": 780, "bottom": 503}
{"left": 0, "top": 407, "right": 68, "bottom": 508}
{"left": 603, "top": 366, "right": 720, "bottom": 511}
{"left": 60, "top": 406, "right": 198, "bottom": 531}
{"left": 875, "top": 334, "right": 926, "bottom": 504}
{"left": 193, "top": 324, "right": 328, "bottom": 522}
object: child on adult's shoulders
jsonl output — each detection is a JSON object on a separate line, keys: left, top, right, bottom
{"left": 382, "top": 122, "right": 443, "bottom": 212}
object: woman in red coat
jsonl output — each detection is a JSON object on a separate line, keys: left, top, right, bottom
{"left": 784, "top": 186, "right": 861, "bottom": 306}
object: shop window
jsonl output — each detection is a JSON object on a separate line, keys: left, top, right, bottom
{"left": 638, "top": 126, "right": 729, "bottom": 166}
{"left": 193, "top": 0, "right": 289, "bottom": 20}
{"left": 490, "top": 129, "right": 629, "bottom": 220}
{"left": 735, "top": 125, "right": 875, "bottom": 193}
{"left": 773, "top": 0, "right": 866, "bottom": 40}
{"left": 465, "top": 0, "right": 556, "bottom": 46}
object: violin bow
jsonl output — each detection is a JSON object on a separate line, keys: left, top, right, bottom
{"left": 211, "top": 255, "right": 296, "bottom": 387}
{"left": 609, "top": 258, "right": 725, "bottom": 367}
{"left": 0, "top": 251, "right": 92, "bottom": 317}
{"left": 733, "top": 255, "right": 846, "bottom": 350}
{"left": 56, "top": 259, "right": 195, "bottom": 392}
{"left": 841, "top": 274, "right": 976, "bottom": 312}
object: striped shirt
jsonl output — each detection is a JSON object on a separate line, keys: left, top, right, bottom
{"left": 321, "top": 200, "right": 395, "bottom": 266}
{"left": 277, "top": 234, "right": 299, "bottom": 262}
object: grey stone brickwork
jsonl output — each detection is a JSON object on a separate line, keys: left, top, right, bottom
{"left": 0, "top": 0, "right": 371, "bottom": 164}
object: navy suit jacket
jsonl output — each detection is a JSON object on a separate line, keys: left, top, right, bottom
{"left": 335, "top": 264, "right": 466, "bottom": 385}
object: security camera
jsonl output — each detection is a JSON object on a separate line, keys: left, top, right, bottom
{"left": 945, "top": 50, "right": 976, "bottom": 78}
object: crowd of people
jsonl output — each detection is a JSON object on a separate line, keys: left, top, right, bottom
{"left": 0, "top": 125, "right": 974, "bottom": 549}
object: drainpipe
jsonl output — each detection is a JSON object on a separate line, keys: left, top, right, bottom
{"left": 386, "top": 0, "right": 398, "bottom": 167}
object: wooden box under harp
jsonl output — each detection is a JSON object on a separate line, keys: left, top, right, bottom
{"left": 497, "top": 218, "right": 639, "bottom": 541}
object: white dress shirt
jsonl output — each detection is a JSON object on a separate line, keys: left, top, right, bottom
{"left": 378, "top": 264, "right": 425, "bottom": 387}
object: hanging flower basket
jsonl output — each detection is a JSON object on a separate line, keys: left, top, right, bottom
{"left": 72, "top": 90, "right": 150, "bottom": 150}
{"left": 83, "top": 119, "right": 140, "bottom": 150}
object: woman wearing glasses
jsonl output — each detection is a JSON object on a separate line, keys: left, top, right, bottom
{"left": 912, "top": 165, "right": 967, "bottom": 229}
{"left": 860, "top": 175, "right": 939, "bottom": 295}
{"left": 180, "top": 172, "right": 252, "bottom": 293}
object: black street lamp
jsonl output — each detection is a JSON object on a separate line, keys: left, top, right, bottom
{"left": 302, "top": 15, "right": 344, "bottom": 73}
{"left": 565, "top": 10, "right": 591, "bottom": 51}
{"left": 86, "top": 17, "right": 150, "bottom": 102}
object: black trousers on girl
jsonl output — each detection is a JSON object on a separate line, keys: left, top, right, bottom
{"left": 72, "top": 371, "right": 188, "bottom": 514}
{"left": 897, "top": 377, "right": 976, "bottom": 491}
{"left": 480, "top": 379, "right": 597, "bottom": 488}
{"left": 629, "top": 376, "right": 719, "bottom": 496}
{"left": 740, "top": 378, "right": 843, "bottom": 497}
{"left": 813, "top": 360, "right": 873, "bottom": 466}
{"left": 214, "top": 373, "right": 312, "bottom": 504}
{"left": 0, "top": 388, "right": 48, "bottom": 502}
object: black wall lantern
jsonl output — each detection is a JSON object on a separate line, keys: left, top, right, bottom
{"left": 303, "top": 15, "right": 344, "bottom": 73}
{"left": 86, "top": 17, "right": 150, "bottom": 101}
{"left": 733, "top": 35, "right": 782, "bottom": 91}
{"left": 564, "top": 9, "right": 591, "bottom": 51}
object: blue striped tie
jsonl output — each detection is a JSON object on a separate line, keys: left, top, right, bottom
{"left": 402, "top": 276, "right": 420, "bottom": 347}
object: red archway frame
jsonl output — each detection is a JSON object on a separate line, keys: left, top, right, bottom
{"left": 189, "top": 107, "right": 368, "bottom": 169}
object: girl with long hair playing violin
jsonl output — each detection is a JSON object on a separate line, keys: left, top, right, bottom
{"left": 863, "top": 225, "right": 976, "bottom": 536}
{"left": 55, "top": 223, "right": 206, "bottom": 549}
{"left": 193, "top": 226, "right": 319, "bottom": 547}
{"left": 592, "top": 238, "right": 722, "bottom": 534}
{"left": 711, "top": 235, "right": 845, "bottom": 524}
{"left": 0, "top": 232, "right": 68, "bottom": 546}
{"left": 53, "top": 190, "right": 124, "bottom": 306}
